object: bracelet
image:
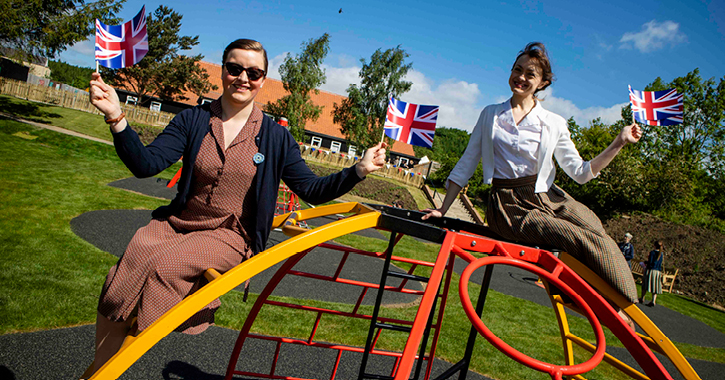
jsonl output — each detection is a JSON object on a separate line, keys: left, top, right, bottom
{"left": 105, "top": 112, "right": 125, "bottom": 124}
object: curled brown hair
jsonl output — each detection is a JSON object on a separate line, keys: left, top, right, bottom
{"left": 222, "top": 39, "right": 268, "bottom": 76}
{"left": 512, "top": 42, "right": 554, "bottom": 95}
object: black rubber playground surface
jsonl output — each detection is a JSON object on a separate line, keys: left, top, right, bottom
{"left": 1, "top": 177, "right": 724, "bottom": 380}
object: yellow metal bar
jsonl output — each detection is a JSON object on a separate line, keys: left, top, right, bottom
{"left": 282, "top": 223, "right": 308, "bottom": 237}
{"left": 547, "top": 291, "right": 576, "bottom": 368}
{"left": 90, "top": 210, "right": 381, "bottom": 380}
{"left": 270, "top": 202, "right": 375, "bottom": 229}
{"left": 566, "top": 333, "right": 650, "bottom": 380}
{"left": 558, "top": 253, "right": 701, "bottom": 380}
{"left": 204, "top": 268, "right": 221, "bottom": 282}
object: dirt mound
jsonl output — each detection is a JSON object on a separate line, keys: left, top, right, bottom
{"left": 307, "top": 163, "right": 418, "bottom": 209}
{"left": 604, "top": 213, "right": 725, "bottom": 306}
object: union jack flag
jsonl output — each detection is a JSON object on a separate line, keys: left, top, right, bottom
{"left": 95, "top": 6, "right": 148, "bottom": 69}
{"left": 629, "top": 85, "right": 683, "bottom": 126}
{"left": 384, "top": 97, "right": 439, "bottom": 148}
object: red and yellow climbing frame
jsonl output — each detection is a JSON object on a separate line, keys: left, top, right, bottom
{"left": 88, "top": 202, "right": 701, "bottom": 380}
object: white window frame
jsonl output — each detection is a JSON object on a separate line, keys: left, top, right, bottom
{"left": 347, "top": 145, "right": 357, "bottom": 157}
{"left": 330, "top": 141, "right": 341, "bottom": 153}
{"left": 398, "top": 157, "right": 409, "bottom": 167}
{"left": 125, "top": 96, "right": 138, "bottom": 105}
{"left": 201, "top": 98, "right": 213, "bottom": 105}
{"left": 149, "top": 101, "right": 162, "bottom": 111}
{"left": 311, "top": 137, "right": 322, "bottom": 148}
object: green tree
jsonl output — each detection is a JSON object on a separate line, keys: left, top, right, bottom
{"left": 102, "top": 5, "right": 215, "bottom": 106}
{"left": 556, "top": 116, "right": 649, "bottom": 218}
{"left": 333, "top": 46, "right": 412, "bottom": 150}
{"left": 412, "top": 127, "right": 470, "bottom": 162}
{"left": 264, "top": 34, "right": 330, "bottom": 141}
{"left": 641, "top": 69, "right": 725, "bottom": 173}
{"left": 0, "top": 0, "right": 123, "bottom": 60}
{"left": 638, "top": 70, "right": 725, "bottom": 226}
{"left": 48, "top": 60, "right": 94, "bottom": 89}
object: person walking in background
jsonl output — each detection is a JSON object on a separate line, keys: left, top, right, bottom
{"left": 618, "top": 232, "right": 634, "bottom": 269}
{"left": 640, "top": 241, "right": 665, "bottom": 307}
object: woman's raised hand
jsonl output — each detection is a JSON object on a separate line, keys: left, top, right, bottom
{"left": 356, "top": 142, "right": 389, "bottom": 178}
{"left": 89, "top": 72, "right": 122, "bottom": 120}
{"left": 620, "top": 122, "right": 642, "bottom": 145}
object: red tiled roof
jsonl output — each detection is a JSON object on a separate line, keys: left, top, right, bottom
{"left": 181, "top": 61, "right": 415, "bottom": 157}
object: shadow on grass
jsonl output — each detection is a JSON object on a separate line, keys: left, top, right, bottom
{"left": 0, "top": 96, "right": 62, "bottom": 123}
{"left": 675, "top": 293, "right": 725, "bottom": 314}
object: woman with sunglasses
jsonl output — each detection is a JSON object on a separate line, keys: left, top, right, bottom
{"left": 86, "top": 38, "right": 388, "bottom": 375}
{"left": 422, "top": 42, "right": 641, "bottom": 327}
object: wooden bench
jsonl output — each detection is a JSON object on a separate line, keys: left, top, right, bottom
{"left": 630, "top": 261, "right": 679, "bottom": 293}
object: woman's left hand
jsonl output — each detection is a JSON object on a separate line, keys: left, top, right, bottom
{"left": 620, "top": 122, "right": 642, "bottom": 145}
{"left": 356, "top": 142, "right": 389, "bottom": 178}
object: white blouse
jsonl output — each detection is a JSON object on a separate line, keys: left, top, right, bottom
{"left": 447, "top": 99, "right": 596, "bottom": 193}
{"left": 492, "top": 100, "right": 542, "bottom": 179}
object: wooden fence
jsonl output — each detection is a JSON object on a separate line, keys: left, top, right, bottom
{"left": 0, "top": 78, "right": 174, "bottom": 127}
{"left": 300, "top": 144, "right": 427, "bottom": 188}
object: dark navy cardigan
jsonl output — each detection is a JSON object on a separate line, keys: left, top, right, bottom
{"left": 645, "top": 250, "right": 664, "bottom": 271}
{"left": 112, "top": 102, "right": 363, "bottom": 254}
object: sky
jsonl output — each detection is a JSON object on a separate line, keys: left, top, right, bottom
{"left": 59, "top": 0, "right": 725, "bottom": 132}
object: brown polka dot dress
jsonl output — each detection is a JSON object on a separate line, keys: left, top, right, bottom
{"left": 98, "top": 100, "right": 262, "bottom": 334}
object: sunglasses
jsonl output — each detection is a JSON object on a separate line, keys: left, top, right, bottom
{"left": 224, "top": 62, "right": 266, "bottom": 81}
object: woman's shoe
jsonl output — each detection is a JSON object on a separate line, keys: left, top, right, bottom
{"left": 647, "top": 302, "right": 655, "bottom": 307}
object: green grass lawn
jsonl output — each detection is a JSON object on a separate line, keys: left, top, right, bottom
{"left": 1, "top": 99, "right": 724, "bottom": 379}
{"left": 0, "top": 117, "right": 171, "bottom": 333}
{"left": 0, "top": 94, "right": 162, "bottom": 143}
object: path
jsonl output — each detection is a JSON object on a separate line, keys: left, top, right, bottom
{"left": 431, "top": 188, "right": 475, "bottom": 223}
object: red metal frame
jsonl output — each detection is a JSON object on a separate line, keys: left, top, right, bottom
{"left": 223, "top": 222, "right": 677, "bottom": 380}
{"left": 275, "top": 184, "right": 308, "bottom": 228}
{"left": 450, "top": 232, "right": 673, "bottom": 380}
{"left": 167, "top": 166, "right": 182, "bottom": 188}
{"left": 224, "top": 239, "right": 455, "bottom": 380}
{"left": 459, "top": 256, "right": 606, "bottom": 379}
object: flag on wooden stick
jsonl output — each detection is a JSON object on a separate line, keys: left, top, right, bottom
{"left": 384, "top": 97, "right": 439, "bottom": 148}
{"left": 629, "top": 85, "right": 683, "bottom": 126}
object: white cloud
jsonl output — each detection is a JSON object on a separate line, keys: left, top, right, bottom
{"left": 319, "top": 64, "right": 361, "bottom": 95}
{"left": 316, "top": 64, "right": 485, "bottom": 132}
{"left": 401, "top": 70, "right": 482, "bottom": 132}
{"left": 538, "top": 87, "right": 627, "bottom": 126}
{"left": 267, "top": 53, "right": 361, "bottom": 96}
{"left": 70, "top": 37, "right": 95, "bottom": 55}
{"left": 620, "top": 20, "right": 686, "bottom": 53}
{"left": 55, "top": 37, "right": 95, "bottom": 67}
{"left": 266, "top": 52, "right": 288, "bottom": 80}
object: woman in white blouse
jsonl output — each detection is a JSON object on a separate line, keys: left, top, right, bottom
{"left": 423, "top": 42, "right": 641, "bottom": 322}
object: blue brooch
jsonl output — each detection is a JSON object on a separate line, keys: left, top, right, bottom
{"left": 253, "top": 153, "right": 265, "bottom": 165}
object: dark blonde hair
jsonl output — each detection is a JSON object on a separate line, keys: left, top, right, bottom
{"left": 512, "top": 42, "right": 554, "bottom": 95}
{"left": 654, "top": 240, "right": 664, "bottom": 258}
{"left": 222, "top": 39, "right": 268, "bottom": 76}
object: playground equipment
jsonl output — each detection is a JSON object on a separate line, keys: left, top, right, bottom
{"left": 87, "top": 203, "right": 702, "bottom": 380}
{"left": 275, "top": 183, "right": 308, "bottom": 228}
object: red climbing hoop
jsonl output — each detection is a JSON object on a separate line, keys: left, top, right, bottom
{"left": 459, "top": 256, "right": 606, "bottom": 380}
